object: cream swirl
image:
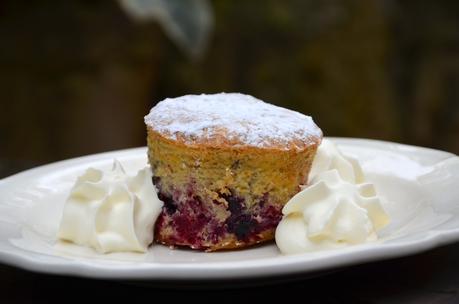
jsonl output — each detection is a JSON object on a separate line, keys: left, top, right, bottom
{"left": 57, "top": 160, "right": 163, "bottom": 253}
{"left": 308, "top": 139, "right": 365, "bottom": 184}
{"left": 276, "top": 140, "right": 390, "bottom": 254}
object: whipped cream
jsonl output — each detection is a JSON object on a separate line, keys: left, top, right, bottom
{"left": 308, "top": 138, "right": 365, "bottom": 184}
{"left": 276, "top": 139, "right": 390, "bottom": 254}
{"left": 58, "top": 160, "right": 163, "bottom": 253}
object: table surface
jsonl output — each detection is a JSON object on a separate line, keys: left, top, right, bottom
{"left": 1, "top": 161, "right": 459, "bottom": 303}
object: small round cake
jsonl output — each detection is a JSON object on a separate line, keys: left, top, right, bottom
{"left": 145, "top": 93, "right": 322, "bottom": 251}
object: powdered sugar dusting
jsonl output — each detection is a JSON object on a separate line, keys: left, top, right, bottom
{"left": 144, "top": 93, "right": 322, "bottom": 149}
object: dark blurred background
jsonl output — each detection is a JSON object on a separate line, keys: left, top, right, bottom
{"left": 1, "top": 0, "right": 459, "bottom": 170}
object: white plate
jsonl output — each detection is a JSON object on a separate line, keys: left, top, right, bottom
{"left": 1, "top": 138, "right": 459, "bottom": 284}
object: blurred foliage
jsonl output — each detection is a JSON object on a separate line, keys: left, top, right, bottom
{"left": 1, "top": 0, "right": 459, "bottom": 165}
{"left": 119, "top": 0, "right": 213, "bottom": 58}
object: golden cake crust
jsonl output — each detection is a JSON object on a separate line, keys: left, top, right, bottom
{"left": 144, "top": 93, "right": 322, "bottom": 151}
{"left": 146, "top": 127, "right": 320, "bottom": 207}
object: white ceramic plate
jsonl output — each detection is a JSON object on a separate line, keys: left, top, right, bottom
{"left": 1, "top": 138, "right": 459, "bottom": 284}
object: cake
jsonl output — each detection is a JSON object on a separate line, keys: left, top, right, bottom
{"left": 144, "top": 93, "right": 322, "bottom": 251}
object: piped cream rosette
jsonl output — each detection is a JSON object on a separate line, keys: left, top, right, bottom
{"left": 58, "top": 160, "right": 163, "bottom": 253}
{"left": 276, "top": 139, "right": 390, "bottom": 254}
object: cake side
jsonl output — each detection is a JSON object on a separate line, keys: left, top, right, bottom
{"left": 148, "top": 127, "right": 319, "bottom": 251}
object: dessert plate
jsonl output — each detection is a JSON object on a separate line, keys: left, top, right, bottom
{"left": 0, "top": 138, "right": 459, "bottom": 285}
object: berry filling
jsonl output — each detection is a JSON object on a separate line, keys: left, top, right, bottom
{"left": 153, "top": 177, "right": 283, "bottom": 250}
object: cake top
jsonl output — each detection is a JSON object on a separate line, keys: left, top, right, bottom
{"left": 144, "top": 93, "right": 322, "bottom": 150}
